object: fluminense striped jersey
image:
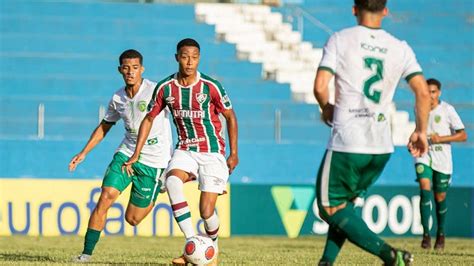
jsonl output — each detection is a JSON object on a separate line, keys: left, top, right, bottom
{"left": 147, "top": 72, "right": 232, "bottom": 155}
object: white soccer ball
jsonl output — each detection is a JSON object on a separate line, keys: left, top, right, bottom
{"left": 183, "top": 235, "right": 216, "bottom": 265}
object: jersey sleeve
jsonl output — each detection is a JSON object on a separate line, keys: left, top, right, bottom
{"left": 210, "top": 83, "right": 232, "bottom": 113}
{"left": 147, "top": 85, "right": 166, "bottom": 118}
{"left": 318, "top": 33, "right": 337, "bottom": 74}
{"left": 401, "top": 41, "right": 423, "bottom": 82}
{"left": 102, "top": 98, "right": 120, "bottom": 124}
{"left": 447, "top": 105, "right": 465, "bottom": 130}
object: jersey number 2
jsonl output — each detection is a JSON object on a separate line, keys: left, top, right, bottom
{"left": 363, "top": 57, "right": 384, "bottom": 103}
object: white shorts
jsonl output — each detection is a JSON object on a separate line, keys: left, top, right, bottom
{"left": 166, "top": 149, "right": 229, "bottom": 194}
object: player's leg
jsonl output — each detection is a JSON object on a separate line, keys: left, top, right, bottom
{"left": 433, "top": 171, "right": 450, "bottom": 250}
{"left": 415, "top": 163, "right": 433, "bottom": 249}
{"left": 317, "top": 151, "right": 411, "bottom": 265}
{"left": 77, "top": 153, "right": 131, "bottom": 262}
{"left": 125, "top": 167, "right": 165, "bottom": 226}
{"left": 315, "top": 151, "right": 347, "bottom": 265}
{"left": 166, "top": 150, "right": 199, "bottom": 265}
{"left": 200, "top": 191, "right": 220, "bottom": 239}
{"left": 197, "top": 152, "right": 229, "bottom": 266}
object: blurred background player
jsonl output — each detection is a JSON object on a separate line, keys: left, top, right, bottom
{"left": 415, "top": 78, "right": 467, "bottom": 250}
{"left": 68, "top": 49, "right": 172, "bottom": 262}
{"left": 123, "top": 38, "right": 239, "bottom": 265}
{"left": 313, "top": 0, "right": 430, "bottom": 265}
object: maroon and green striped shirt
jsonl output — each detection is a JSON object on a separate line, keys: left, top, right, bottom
{"left": 147, "top": 72, "right": 232, "bottom": 155}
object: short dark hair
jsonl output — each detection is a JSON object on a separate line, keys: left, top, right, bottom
{"left": 119, "top": 49, "right": 143, "bottom": 65}
{"left": 354, "top": 0, "right": 387, "bottom": 12}
{"left": 427, "top": 78, "right": 442, "bottom": 90}
{"left": 177, "top": 38, "right": 200, "bottom": 53}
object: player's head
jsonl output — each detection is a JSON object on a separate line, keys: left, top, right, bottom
{"left": 118, "top": 49, "right": 144, "bottom": 87}
{"left": 427, "top": 78, "right": 442, "bottom": 107}
{"left": 353, "top": 0, "right": 388, "bottom": 22}
{"left": 175, "top": 38, "right": 200, "bottom": 77}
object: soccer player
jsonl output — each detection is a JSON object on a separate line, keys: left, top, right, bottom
{"left": 313, "top": 0, "right": 431, "bottom": 265}
{"left": 69, "top": 49, "right": 172, "bottom": 262}
{"left": 123, "top": 38, "right": 239, "bottom": 265}
{"left": 416, "top": 78, "right": 467, "bottom": 250}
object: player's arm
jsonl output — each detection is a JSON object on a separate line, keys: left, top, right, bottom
{"left": 68, "top": 121, "right": 114, "bottom": 171}
{"left": 314, "top": 69, "right": 334, "bottom": 127}
{"left": 122, "top": 86, "right": 165, "bottom": 176}
{"left": 431, "top": 129, "right": 467, "bottom": 144}
{"left": 222, "top": 109, "right": 239, "bottom": 174}
{"left": 407, "top": 75, "right": 431, "bottom": 157}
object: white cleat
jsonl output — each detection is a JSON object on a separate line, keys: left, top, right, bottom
{"left": 73, "top": 254, "right": 91, "bottom": 263}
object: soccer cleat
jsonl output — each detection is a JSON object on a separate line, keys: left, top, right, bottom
{"left": 73, "top": 254, "right": 91, "bottom": 263}
{"left": 385, "top": 249, "right": 413, "bottom": 266}
{"left": 393, "top": 250, "right": 413, "bottom": 266}
{"left": 171, "top": 254, "right": 188, "bottom": 265}
{"left": 434, "top": 234, "right": 445, "bottom": 250}
{"left": 421, "top": 234, "right": 431, "bottom": 249}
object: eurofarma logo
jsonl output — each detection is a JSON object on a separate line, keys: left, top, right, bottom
{"left": 0, "top": 179, "right": 230, "bottom": 237}
{"left": 271, "top": 186, "right": 314, "bottom": 238}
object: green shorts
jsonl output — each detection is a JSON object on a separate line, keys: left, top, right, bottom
{"left": 103, "top": 152, "right": 165, "bottom": 208}
{"left": 415, "top": 163, "right": 451, "bottom": 192}
{"left": 316, "top": 150, "right": 390, "bottom": 216}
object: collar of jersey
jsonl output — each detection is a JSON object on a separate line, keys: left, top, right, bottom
{"left": 124, "top": 78, "right": 146, "bottom": 100}
{"left": 359, "top": 24, "right": 382, "bottom": 30}
{"left": 173, "top": 71, "right": 201, "bottom": 88}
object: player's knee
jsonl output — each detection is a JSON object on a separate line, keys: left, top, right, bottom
{"left": 435, "top": 192, "right": 446, "bottom": 202}
{"left": 125, "top": 214, "right": 143, "bottom": 226}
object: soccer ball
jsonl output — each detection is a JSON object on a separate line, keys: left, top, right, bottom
{"left": 183, "top": 235, "right": 216, "bottom": 265}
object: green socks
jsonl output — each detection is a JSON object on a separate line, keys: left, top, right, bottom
{"left": 321, "top": 226, "right": 346, "bottom": 263}
{"left": 420, "top": 189, "right": 432, "bottom": 235}
{"left": 326, "top": 205, "right": 394, "bottom": 263}
{"left": 82, "top": 228, "right": 101, "bottom": 255}
{"left": 435, "top": 199, "right": 447, "bottom": 235}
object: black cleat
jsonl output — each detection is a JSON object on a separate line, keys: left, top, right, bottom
{"left": 421, "top": 234, "right": 431, "bottom": 249}
{"left": 434, "top": 234, "right": 445, "bottom": 250}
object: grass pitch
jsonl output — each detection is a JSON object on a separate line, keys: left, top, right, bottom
{"left": 0, "top": 235, "right": 473, "bottom": 265}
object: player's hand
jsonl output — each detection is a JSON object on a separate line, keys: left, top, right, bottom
{"left": 430, "top": 133, "right": 441, "bottom": 144}
{"left": 226, "top": 154, "right": 239, "bottom": 174}
{"left": 122, "top": 155, "right": 139, "bottom": 177}
{"left": 321, "top": 103, "right": 334, "bottom": 127}
{"left": 69, "top": 153, "right": 86, "bottom": 172}
{"left": 407, "top": 131, "right": 428, "bottom": 157}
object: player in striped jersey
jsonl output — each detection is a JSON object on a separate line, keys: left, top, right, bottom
{"left": 123, "top": 38, "right": 239, "bottom": 265}
{"left": 313, "top": 0, "right": 430, "bottom": 265}
{"left": 415, "top": 78, "right": 467, "bottom": 250}
{"left": 69, "top": 50, "right": 172, "bottom": 262}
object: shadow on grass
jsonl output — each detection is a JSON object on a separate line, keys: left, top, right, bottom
{"left": 0, "top": 253, "right": 55, "bottom": 262}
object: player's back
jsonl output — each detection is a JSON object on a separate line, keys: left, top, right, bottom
{"left": 320, "top": 25, "right": 422, "bottom": 154}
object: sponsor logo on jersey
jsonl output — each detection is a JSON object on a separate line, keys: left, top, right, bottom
{"left": 179, "top": 137, "right": 206, "bottom": 145}
{"left": 196, "top": 93, "right": 207, "bottom": 104}
{"left": 377, "top": 113, "right": 386, "bottom": 122}
{"left": 173, "top": 109, "right": 205, "bottom": 119}
{"left": 416, "top": 164, "right": 424, "bottom": 174}
{"left": 361, "top": 42, "right": 388, "bottom": 54}
{"left": 221, "top": 95, "right": 231, "bottom": 107}
{"left": 147, "top": 137, "right": 158, "bottom": 145}
{"left": 435, "top": 115, "right": 441, "bottom": 123}
{"left": 166, "top": 96, "right": 175, "bottom": 104}
{"left": 137, "top": 101, "right": 147, "bottom": 112}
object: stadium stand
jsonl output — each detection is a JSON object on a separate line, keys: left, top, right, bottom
{"left": 0, "top": 0, "right": 472, "bottom": 188}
